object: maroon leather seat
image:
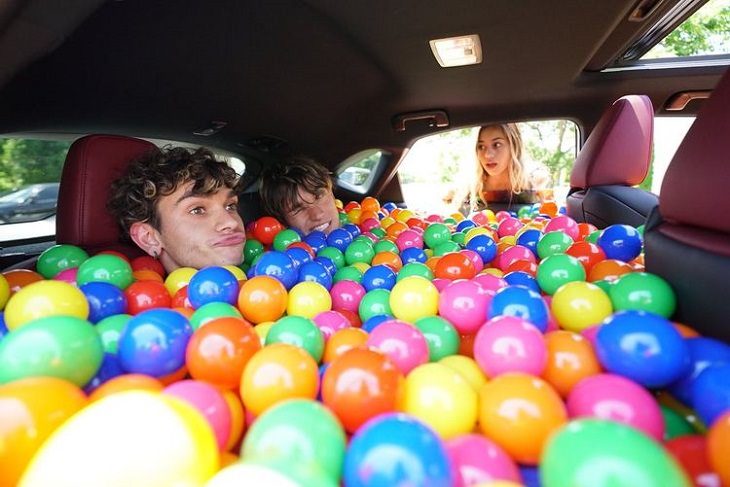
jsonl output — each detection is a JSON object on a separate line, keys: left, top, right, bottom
{"left": 566, "top": 95, "right": 658, "bottom": 228}
{"left": 56, "top": 134, "right": 157, "bottom": 257}
{"left": 644, "top": 67, "right": 730, "bottom": 342}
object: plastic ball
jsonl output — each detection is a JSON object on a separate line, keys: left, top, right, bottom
{"left": 36, "top": 244, "right": 89, "bottom": 279}
{"left": 0, "top": 315, "right": 103, "bottom": 386}
{"left": 287, "top": 281, "right": 332, "bottom": 318}
{"left": 117, "top": 308, "right": 193, "bottom": 378}
{"left": 664, "top": 435, "right": 719, "bottom": 487}
{"left": 317, "top": 246, "right": 346, "bottom": 270}
{"left": 691, "top": 363, "right": 730, "bottom": 427}
{"left": 358, "top": 288, "right": 392, "bottom": 321}
{"left": 240, "top": 343, "right": 319, "bottom": 417}
{"left": 543, "top": 214, "right": 579, "bottom": 240}
{"left": 465, "top": 233, "right": 498, "bottom": 265}
{"left": 446, "top": 433, "right": 521, "bottom": 487}
{"left": 413, "top": 315, "right": 461, "bottom": 361}
{"left": 189, "top": 301, "right": 241, "bottom": 330}
{"left": 253, "top": 251, "right": 298, "bottom": 290}
{"left": 537, "top": 231, "right": 574, "bottom": 259}
{"left": 423, "top": 222, "right": 452, "bottom": 249}
{"left": 565, "top": 240, "right": 606, "bottom": 274}
{"left": 0, "top": 377, "right": 88, "bottom": 487}
{"left": 401, "top": 362, "right": 478, "bottom": 439}
{"left": 595, "top": 310, "right": 690, "bottom": 388}
{"left": 389, "top": 276, "right": 439, "bottom": 322}
{"left": 540, "top": 419, "right": 691, "bottom": 487}
{"left": 343, "top": 413, "right": 453, "bottom": 487}
{"left": 439, "top": 354, "right": 488, "bottom": 392}
{"left": 187, "top": 266, "right": 239, "bottom": 308}
{"left": 550, "top": 280, "right": 613, "bottom": 332}
{"left": 708, "top": 411, "right": 730, "bottom": 486}
{"left": 567, "top": 373, "right": 664, "bottom": 440}
{"left": 503, "top": 270, "right": 540, "bottom": 293}
{"left": 329, "top": 279, "right": 365, "bottom": 314}
{"left": 487, "top": 285, "right": 549, "bottom": 332}
{"left": 497, "top": 244, "right": 536, "bottom": 272}
{"left": 76, "top": 253, "right": 134, "bottom": 290}
{"left": 542, "top": 330, "right": 602, "bottom": 398}
{"left": 473, "top": 315, "right": 547, "bottom": 377}
{"left": 2, "top": 269, "right": 44, "bottom": 295}
{"left": 95, "top": 313, "right": 131, "bottom": 354}
{"left": 361, "top": 264, "right": 397, "bottom": 291}
{"left": 668, "top": 336, "right": 730, "bottom": 405}
{"left": 326, "top": 227, "right": 354, "bottom": 252}
{"left": 241, "top": 399, "right": 346, "bottom": 483}
{"left": 87, "top": 373, "right": 164, "bottom": 402}
{"left": 366, "top": 319, "right": 429, "bottom": 374}
{"left": 434, "top": 251, "right": 476, "bottom": 280}
{"left": 597, "top": 224, "right": 643, "bottom": 262}
{"left": 323, "top": 327, "right": 369, "bottom": 363}
{"left": 124, "top": 280, "right": 172, "bottom": 315}
{"left": 297, "top": 260, "right": 333, "bottom": 290}
{"left": 18, "top": 391, "right": 219, "bottom": 487}
{"left": 266, "top": 315, "right": 325, "bottom": 362}
{"left": 609, "top": 271, "right": 676, "bottom": 317}
{"left": 588, "top": 258, "right": 633, "bottom": 282}
{"left": 4, "top": 279, "right": 89, "bottom": 330}
{"left": 478, "top": 373, "right": 567, "bottom": 465}
{"left": 536, "top": 253, "right": 586, "bottom": 295}
{"left": 237, "top": 275, "right": 288, "bottom": 324}
{"left": 185, "top": 316, "right": 261, "bottom": 389}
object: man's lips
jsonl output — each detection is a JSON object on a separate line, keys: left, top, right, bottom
{"left": 214, "top": 233, "right": 246, "bottom": 246}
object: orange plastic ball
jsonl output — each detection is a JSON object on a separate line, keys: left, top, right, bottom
{"left": 371, "top": 251, "right": 402, "bottom": 272}
{"left": 576, "top": 222, "right": 598, "bottom": 241}
{"left": 386, "top": 221, "right": 408, "bottom": 239}
{"left": 504, "top": 259, "right": 538, "bottom": 277}
{"left": 2, "top": 269, "right": 43, "bottom": 294}
{"left": 251, "top": 216, "right": 285, "bottom": 246}
{"left": 323, "top": 327, "right": 369, "bottom": 363}
{"left": 673, "top": 321, "right": 700, "bottom": 338}
{"left": 220, "top": 389, "right": 246, "bottom": 452}
{"left": 434, "top": 252, "right": 476, "bottom": 280}
{"left": 707, "top": 410, "right": 730, "bottom": 486}
{"left": 237, "top": 275, "right": 288, "bottom": 324}
{"left": 539, "top": 201, "right": 559, "bottom": 217}
{"left": 478, "top": 373, "right": 567, "bottom": 465}
{"left": 360, "top": 196, "right": 381, "bottom": 213}
{"left": 239, "top": 343, "right": 319, "bottom": 417}
{"left": 0, "top": 377, "right": 88, "bottom": 487}
{"left": 321, "top": 348, "right": 404, "bottom": 433}
{"left": 587, "top": 258, "right": 633, "bottom": 282}
{"left": 542, "top": 330, "right": 602, "bottom": 398}
{"left": 186, "top": 317, "right": 262, "bottom": 389}
{"left": 132, "top": 269, "right": 164, "bottom": 282}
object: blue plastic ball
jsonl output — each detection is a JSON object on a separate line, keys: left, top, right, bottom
{"left": 361, "top": 314, "right": 392, "bottom": 333}
{"left": 79, "top": 281, "right": 127, "bottom": 323}
{"left": 465, "top": 234, "right": 497, "bottom": 265}
{"left": 326, "top": 228, "right": 354, "bottom": 253}
{"left": 595, "top": 310, "right": 690, "bottom": 388}
{"left": 253, "top": 250, "right": 298, "bottom": 289}
{"left": 117, "top": 308, "right": 193, "bottom": 377}
{"left": 668, "top": 337, "right": 730, "bottom": 405}
{"left": 83, "top": 352, "right": 125, "bottom": 393}
{"left": 297, "top": 260, "right": 333, "bottom": 290}
{"left": 304, "top": 231, "right": 328, "bottom": 253}
{"left": 503, "top": 270, "right": 541, "bottom": 293}
{"left": 361, "top": 264, "right": 397, "bottom": 292}
{"left": 691, "top": 363, "right": 730, "bottom": 427}
{"left": 314, "top": 256, "right": 338, "bottom": 276}
{"left": 285, "top": 246, "right": 313, "bottom": 269}
{"left": 0, "top": 313, "right": 7, "bottom": 340}
{"left": 487, "top": 285, "right": 549, "bottom": 332}
{"left": 400, "top": 247, "right": 428, "bottom": 264}
{"left": 343, "top": 223, "right": 361, "bottom": 238}
{"left": 187, "top": 266, "right": 239, "bottom": 308}
{"left": 343, "top": 413, "right": 453, "bottom": 487}
{"left": 597, "top": 224, "right": 643, "bottom": 262}
{"left": 516, "top": 228, "right": 542, "bottom": 257}
{"left": 456, "top": 219, "right": 477, "bottom": 233}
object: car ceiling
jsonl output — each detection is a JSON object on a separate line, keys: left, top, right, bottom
{"left": 0, "top": 0, "right": 726, "bottom": 168}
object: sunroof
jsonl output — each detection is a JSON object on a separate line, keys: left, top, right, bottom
{"left": 642, "top": 0, "right": 730, "bottom": 59}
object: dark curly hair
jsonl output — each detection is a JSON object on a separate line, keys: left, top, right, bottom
{"left": 108, "top": 145, "right": 242, "bottom": 238}
{"left": 259, "top": 155, "right": 333, "bottom": 224}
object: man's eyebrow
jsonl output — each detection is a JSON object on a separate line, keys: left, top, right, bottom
{"left": 173, "top": 187, "right": 237, "bottom": 206}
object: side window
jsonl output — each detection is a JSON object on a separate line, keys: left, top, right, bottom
{"left": 650, "top": 116, "right": 695, "bottom": 194}
{"left": 398, "top": 121, "right": 578, "bottom": 215}
{"left": 336, "top": 149, "right": 389, "bottom": 193}
{"left": 0, "top": 138, "right": 70, "bottom": 241}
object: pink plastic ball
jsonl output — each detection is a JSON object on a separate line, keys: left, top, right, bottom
{"left": 432, "top": 278, "right": 452, "bottom": 292}
{"left": 313, "top": 310, "right": 352, "bottom": 340}
{"left": 425, "top": 214, "right": 444, "bottom": 223}
{"left": 580, "top": 324, "right": 601, "bottom": 347}
{"left": 473, "top": 315, "right": 548, "bottom": 377}
{"left": 54, "top": 267, "right": 78, "bottom": 285}
{"left": 460, "top": 249, "right": 484, "bottom": 274}
{"left": 473, "top": 273, "right": 509, "bottom": 295}
{"left": 365, "top": 319, "right": 429, "bottom": 374}
{"left": 162, "top": 379, "right": 232, "bottom": 451}
{"left": 446, "top": 433, "right": 522, "bottom": 487}
{"left": 471, "top": 212, "right": 489, "bottom": 226}
{"left": 330, "top": 280, "right": 366, "bottom": 314}
{"left": 495, "top": 211, "right": 512, "bottom": 222}
{"left": 395, "top": 229, "right": 424, "bottom": 251}
{"left": 543, "top": 215, "right": 580, "bottom": 241}
{"left": 496, "top": 244, "right": 536, "bottom": 272}
{"left": 438, "top": 279, "right": 491, "bottom": 334}
{"left": 360, "top": 218, "right": 381, "bottom": 233}
{"left": 567, "top": 373, "right": 665, "bottom": 441}
{"left": 497, "top": 217, "right": 524, "bottom": 237}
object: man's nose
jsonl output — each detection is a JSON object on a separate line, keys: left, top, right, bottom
{"left": 306, "top": 203, "right": 325, "bottom": 219}
{"left": 216, "top": 207, "right": 241, "bottom": 231}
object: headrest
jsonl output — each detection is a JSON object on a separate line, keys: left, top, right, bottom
{"left": 570, "top": 95, "right": 654, "bottom": 189}
{"left": 660, "top": 67, "right": 730, "bottom": 233}
{"left": 56, "top": 134, "right": 157, "bottom": 254}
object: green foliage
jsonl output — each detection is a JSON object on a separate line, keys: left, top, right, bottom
{"left": 0, "top": 139, "right": 70, "bottom": 191}
{"left": 661, "top": 6, "right": 730, "bottom": 57}
{"left": 522, "top": 120, "right": 577, "bottom": 186}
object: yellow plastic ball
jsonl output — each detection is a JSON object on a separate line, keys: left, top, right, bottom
{"left": 439, "top": 354, "right": 488, "bottom": 391}
{"left": 389, "top": 276, "right": 439, "bottom": 323}
{"left": 287, "top": 281, "right": 332, "bottom": 318}
{"left": 164, "top": 267, "right": 197, "bottom": 296}
{"left": 254, "top": 321, "right": 275, "bottom": 346}
{"left": 551, "top": 281, "right": 613, "bottom": 332}
{"left": 350, "top": 262, "right": 371, "bottom": 274}
{"left": 4, "top": 280, "right": 89, "bottom": 331}
{"left": 223, "top": 265, "right": 246, "bottom": 281}
{"left": 0, "top": 273, "right": 9, "bottom": 310}
{"left": 464, "top": 226, "right": 492, "bottom": 244}
{"left": 400, "top": 362, "right": 478, "bottom": 440}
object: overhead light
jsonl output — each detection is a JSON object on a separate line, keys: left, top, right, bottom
{"left": 429, "top": 34, "right": 482, "bottom": 67}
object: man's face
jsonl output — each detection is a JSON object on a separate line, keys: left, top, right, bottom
{"left": 284, "top": 187, "right": 340, "bottom": 235}
{"left": 154, "top": 182, "right": 246, "bottom": 270}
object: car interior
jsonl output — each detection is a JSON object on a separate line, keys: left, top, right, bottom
{"left": 2, "top": 0, "right": 730, "bottom": 484}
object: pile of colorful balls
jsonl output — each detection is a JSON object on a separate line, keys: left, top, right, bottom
{"left": 0, "top": 197, "right": 729, "bottom": 487}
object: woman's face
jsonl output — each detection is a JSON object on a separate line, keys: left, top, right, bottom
{"left": 476, "top": 126, "right": 511, "bottom": 180}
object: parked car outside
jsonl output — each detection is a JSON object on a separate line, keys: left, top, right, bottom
{"left": 0, "top": 182, "right": 59, "bottom": 224}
